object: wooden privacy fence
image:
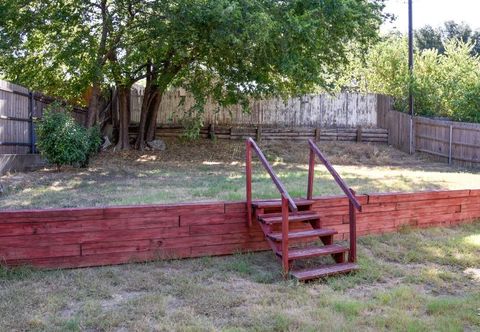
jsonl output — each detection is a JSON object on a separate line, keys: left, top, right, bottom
{"left": 415, "top": 117, "right": 480, "bottom": 167}
{"left": 129, "top": 124, "right": 388, "bottom": 143}
{"left": 377, "top": 103, "right": 480, "bottom": 167}
{"left": 130, "top": 87, "right": 381, "bottom": 128}
{"left": 0, "top": 79, "right": 87, "bottom": 154}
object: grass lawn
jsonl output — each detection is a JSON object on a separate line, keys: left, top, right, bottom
{"left": 1, "top": 139, "right": 480, "bottom": 210}
{"left": 0, "top": 222, "right": 479, "bottom": 331}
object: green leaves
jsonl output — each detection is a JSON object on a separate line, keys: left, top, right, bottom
{"left": 2, "top": 0, "right": 386, "bottom": 140}
{"left": 36, "top": 103, "right": 101, "bottom": 168}
{"left": 351, "top": 35, "right": 480, "bottom": 123}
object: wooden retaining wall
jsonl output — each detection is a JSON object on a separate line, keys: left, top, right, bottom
{"left": 129, "top": 125, "right": 388, "bottom": 143}
{"left": 0, "top": 189, "right": 478, "bottom": 269}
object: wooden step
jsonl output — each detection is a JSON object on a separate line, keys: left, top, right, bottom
{"left": 267, "top": 228, "right": 337, "bottom": 242}
{"left": 276, "top": 244, "right": 348, "bottom": 260}
{"left": 258, "top": 211, "right": 320, "bottom": 224}
{"left": 252, "top": 199, "right": 315, "bottom": 209}
{"left": 291, "top": 263, "right": 359, "bottom": 281}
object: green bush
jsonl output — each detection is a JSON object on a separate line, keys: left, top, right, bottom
{"left": 36, "top": 103, "right": 101, "bottom": 169}
{"left": 346, "top": 36, "right": 480, "bottom": 123}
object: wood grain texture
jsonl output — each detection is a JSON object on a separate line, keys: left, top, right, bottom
{"left": 130, "top": 87, "right": 380, "bottom": 128}
{"left": 0, "top": 190, "right": 478, "bottom": 269}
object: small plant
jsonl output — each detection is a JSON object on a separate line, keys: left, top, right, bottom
{"left": 36, "top": 103, "right": 101, "bottom": 170}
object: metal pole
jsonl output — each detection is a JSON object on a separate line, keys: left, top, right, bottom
{"left": 28, "top": 91, "right": 35, "bottom": 154}
{"left": 246, "top": 140, "right": 252, "bottom": 227}
{"left": 408, "top": 0, "right": 414, "bottom": 154}
{"left": 448, "top": 125, "right": 453, "bottom": 165}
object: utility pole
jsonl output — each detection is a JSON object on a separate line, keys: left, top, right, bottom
{"left": 408, "top": 0, "right": 414, "bottom": 154}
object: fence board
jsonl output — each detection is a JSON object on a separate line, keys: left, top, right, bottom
{"left": 378, "top": 108, "right": 480, "bottom": 167}
{"left": 130, "top": 87, "right": 381, "bottom": 128}
{"left": 0, "top": 80, "right": 30, "bottom": 154}
{"left": 0, "top": 79, "right": 87, "bottom": 154}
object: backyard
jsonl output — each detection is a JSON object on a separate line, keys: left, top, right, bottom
{"left": 1, "top": 139, "right": 479, "bottom": 331}
{"left": 1, "top": 139, "right": 480, "bottom": 210}
{"left": 0, "top": 221, "right": 478, "bottom": 331}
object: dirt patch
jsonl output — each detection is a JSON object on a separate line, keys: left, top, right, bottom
{"left": 0, "top": 138, "right": 478, "bottom": 210}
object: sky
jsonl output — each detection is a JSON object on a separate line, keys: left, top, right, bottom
{"left": 382, "top": 0, "right": 480, "bottom": 33}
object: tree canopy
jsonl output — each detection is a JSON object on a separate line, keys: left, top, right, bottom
{"left": 0, "top": 0, "right": 386, "bottom": 149}
{"left": 344, "top": 34, "right": 480, "bottom": 123}
{"left": 415, "top": 21, "right": 480, "bottom": 56}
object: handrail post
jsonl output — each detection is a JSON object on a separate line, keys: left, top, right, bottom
{"left": 348, "top": 188, "right": 357, "bottom": 263}
{"left": 246, "top": 140, "right": 253, "bottom": 227}
{"left": 307, "top": 146, "right": 315, "bottom": 200}
{"left": 281, "top": 193, "right": 289, "bottom": 276}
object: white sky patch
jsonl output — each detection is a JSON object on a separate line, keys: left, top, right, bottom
{"left": 382, "top": 0, "right": 480, "bottom": 33}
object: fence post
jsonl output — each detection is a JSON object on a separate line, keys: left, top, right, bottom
{"left": 448, "top": 125, "right": 453, "bottom": 165}
{"left": 409, "top": 117, "right": 414, "bottom": 154}
{"left": 208, "top": 123, "right": 215, "bottom": 140}
{"left": 256, "top": 125, "right": 262, "bottom": 142}
{"left": 315, "top": 127, "right": 321, "bottom": 142}
{"left": 356, "top": 126, "right": 362, "bottom": 142}
{"left": 28, "top": 91, "right": 35, "bottom": 154}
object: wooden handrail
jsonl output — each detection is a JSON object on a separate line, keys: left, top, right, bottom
{"left": 246, "top": 138, "right": 298, "bottom": 227}
{"left": 307, "top": 139, "right": 362, "bottom": 211}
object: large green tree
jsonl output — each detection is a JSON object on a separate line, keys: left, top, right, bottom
{"left": 1, "top": 0, "right": 386, "bottom": 150}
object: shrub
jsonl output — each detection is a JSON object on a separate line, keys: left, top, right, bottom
{"left": 347, "top": 36, "right": 480, "bottom": 123}
{"left": 36, "top": 103, "right": 100, "bottom": 169}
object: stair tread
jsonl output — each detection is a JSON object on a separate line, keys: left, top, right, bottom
{"left": 291, "top": 263, "right": 359, "bottom": 281}
{"left": 267, "top": 228, "right": 337, "bottom": 241}
{"left": 252, "top": 199, "right": 315, "bottom": 209}
{"left": 277, "top": 244, "right": 348, "bottom": 259}
{"left": 259, "top": 211, "right": 320, "bottom": 224}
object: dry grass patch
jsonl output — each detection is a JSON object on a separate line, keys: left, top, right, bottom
{"left": 1, "top": 139, "right": 479, "bottom": 210}
{"left": 1, "top": 222, "right": 479, "bottom": 331}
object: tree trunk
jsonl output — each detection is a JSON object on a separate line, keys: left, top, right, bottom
{"left": 135, "top": 64, "right": 154, "bottom": 150}
{"left": 135, "top": 82, "right": 163, "bottom": 148}
{"left": 135, "top": 63, "right": 181, "bottom": 149}
{"left": 115, "top": 85, "right": 131, "bottom": 150}
{"left": 145, "top": 90, "right": 162, "bottom": 143}
{"left": 86, "top": 84, "right": 102, "bottom": 127}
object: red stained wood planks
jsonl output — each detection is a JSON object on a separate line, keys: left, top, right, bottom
{"left": 180, "top": 212, "right": 246, "bottom": 226}
{"left": 0, "top": 216, "right": 180, "bottom": 237}
{"left": 368, "top": 190, "right": 471, "bottom": 204}
{"left": 224, "top": 202, "right": 247, "bottom": 213}
{"left": 395, "top": 197, "right": 472, "bottom": 210}
{"left": 469, "top": 189, "right": 480, "bottom": 197}
{"left": 0, "top": 208, "right": 105, "bottom": 223}
{"left": 0, "top": 244, "right": 80, "bottom": 260}
{"left": 189, "top": 222, "right": 261, "bottom": 236}
{"left": 160, "top": 232, "right": 266, "bottom": 249}
{"left": 9, "top": 248, "right": 192, "bottom": 269}
{"left": 190, "top": 241, "right": 269, "bottom": 257}
{"left": 1, "top": 226, "right": 190, "bottom": 247}
{"left": 103, "top": 202, "right": 225, "bottom": 218}
{"left": 0, "top": 190, "right": 478, "bottom": 270}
